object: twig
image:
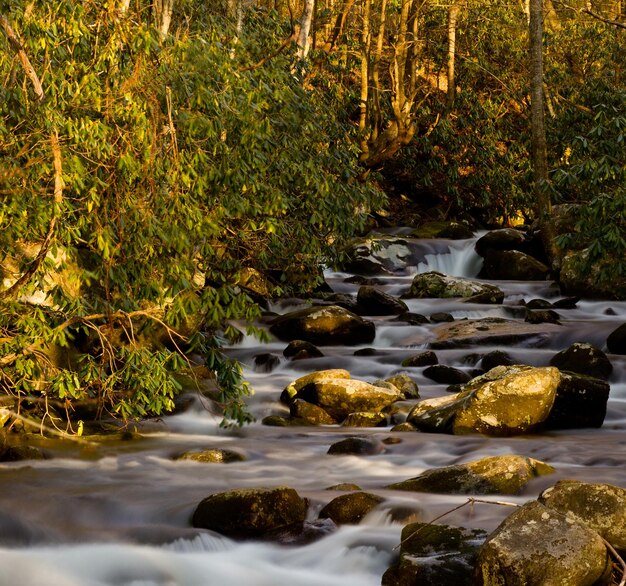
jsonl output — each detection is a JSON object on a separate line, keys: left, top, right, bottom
{"left": 238, "top": 30, "right": 299, "bottom": 73}
{"left": 5, "top": 409, "right": 96, "bottom": 445}
{"left": 602, "top": 537, "right": 626, "bottom": 586}
{"left": 394, "top": 497, "right": 520, "bottom": 550}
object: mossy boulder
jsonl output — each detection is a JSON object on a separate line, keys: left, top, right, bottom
{"left": 402, "top": 271, "right": 504, "bottom": 304}
{"left": 383, "top": 522, "right": 487, "bottom": 586}
{"left": 191, "top": 486, "right": 308, "bottom": 539}
{"left": 550, "top": 344, "right": 612, "bottom": 380}
{"left": 382, "top": 373, "right": 419, "bottom": 399}
{"left": 407, "top": 366, "right": 560, "bottom": 436}
{"left": 539, "top": 480, "right": 626, "bottom": 550}
{"left": 478, "top": 250, "right": 550, "bottom": 281}
{"left": 296, "top": 377, "right": 402, "bottom": 420}
{"left": 387, "top": 455, "right": 554, "bottom": 495}
{"left": 289, "top": 399, "right": 337, "bottom": 425}
{"left": 475, "top": 228, "right": 527, "bottom": 256}
{"left": 318, "top": 492, "right": 384, "bottom": 525}
{"left": 475, "top": 501, "right": 612, "bottom": 586}
{"left": 342, "top": 237, "right": 419, "bottom": 275}
{"left": 341, "top": 411, "right": 387, "bottom": 427}
{"left": 269, "top": 305, "right": 376, "bottom": 346}
{"left": 281, "top": 369, "right": 351, "bottom": 404}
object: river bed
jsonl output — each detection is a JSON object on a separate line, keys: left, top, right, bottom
{"left": 1, "top": 235, "right": 625, "bottom": 586}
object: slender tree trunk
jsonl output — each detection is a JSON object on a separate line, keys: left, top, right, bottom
{"left": 297, "top": 0, "right": 315, "bottom": 59}
{"left": 446, "top": 3, "right": 460, "bottom": 111}
{"left": 529, "top": 0, "right": 557, "bottom": 267}
{"left": 372, "top": 0, "right": 388, "bottom": 138}
{"left": 359, "top": 0, "right": 372, "bottom": 156}
{"left": 322, "top": 0, "right": 355, "bottom": 52}
{"left": 153, "top": 0, "right": 175, "bottom": 38}
{"left": 120, "top": 0, "right": 132, "bottom": 13}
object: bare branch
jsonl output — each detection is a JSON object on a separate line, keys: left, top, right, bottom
{"left": 0, "top": 13, "right": 45, "bottom": 101}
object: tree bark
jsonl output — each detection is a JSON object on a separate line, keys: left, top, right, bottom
{"left": 446, "top": 3, "right": 460, "bottom": 111}
{"left": 297, "top": 0, "right": 315, "bottom": 59}
{"left": 153, "top": 0, "right": 175, "bottom": 38}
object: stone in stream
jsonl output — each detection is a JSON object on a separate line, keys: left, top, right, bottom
{"left": 382, "top": 522, "right": 487, "bottom": 586}
{"left": 478, "top": 249, "right": 550, "bottom": 281}
{"left": 253, "top": 352, "right": 280, "bottom": 372}
{"left": 282, "top": 340, "right": 324, "bottom": 360}
{"left": 341, "top": 411, "right": 387, "bottom": 427}
{"left": 401, "top": 350, "right": 438, "bottom": 367}
{"left": 289, "top": 399, "right": 337, "bottom": 425}
{"left": 402, "top": 271, "right": 504, "bottom": 304}
{"left": 175, "top": 448, "right": 246, "bottom": 463}
{"left": 407, "top": 365, "right": 560, "bottom": 436}
{"left": 318, "top": 492, "right": 385, "bottom": 525}
{"left": 341, "top": 236, "right": 419, "bottom": 275}
{"left": 356, "top": 285, "right": 408, "bottom": 315}
{"left": 423, "top": 364, "right": 472, "bottom": 385}
{"left": 382, "top": 372, "right": 420, "bottom": 399}
{"left": 269, "top": 305, "right": 376, "bottom": 346}
{"left": 607, "top": 322, "right": 626, "bottom": 355}
{"left": 387, "top": 454, "right": 554, "bottom": 495}
{"left": 475, "top": 501, "right": 612, "bottom": 586}
{"left": 281, "top": 368, "right": 351, "bottom": 404}
{"left": 327, "top": 436, "right": 385, "bottom": 455}
{"left": 474, "top": 228, "right": 527, "bottom": 256}
{"left": 479, "top": 350, "right": 514, "bottom": 372}
{"left": 296, "top": 377, "right": 402, "bottom": 421}
{"left": 191, "top": 486, "right": 308, "bottom": 539}
{"left": 538, "top": 480, "right": 626, "bottom": 550}
{"left": 550, "top": 342, "right": 613, "bottom": 380}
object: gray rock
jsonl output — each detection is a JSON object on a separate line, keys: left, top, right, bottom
{"left": 403, "top": 271, "right": 504, "bottom": 304}
{"left": 327, "top": 436, "right": 385, "bottom": 455}
{"left": 476, "top": 501, "right": 611, "bottom": 586}
{"left": 342, "top": 237, "right": 419, "bottom": 274}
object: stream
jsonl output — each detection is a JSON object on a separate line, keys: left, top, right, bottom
{"left": 1, "top": 234, "right": 625, "bottom": 586}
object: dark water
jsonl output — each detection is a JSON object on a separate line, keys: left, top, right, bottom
{"left": 0, "top": 236, "right": 625, "bottom": 586}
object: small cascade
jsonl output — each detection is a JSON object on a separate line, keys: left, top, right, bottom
{"left": 413, "top": 238, "right": 483, "bottom": 278}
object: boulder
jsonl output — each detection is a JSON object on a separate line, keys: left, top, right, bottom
{"left": 342, "top": 237, "right": 419, "bottom": 274}
{"left": 296, "top": 377, "right": 402, "bottom": 420}
{"left": 175, "top": 448, "right": 246, "bottom": 463}
{"left": 550, "top": 343, "right": 612, "bottom": 380}
{"left": 475, "top": 228, "right": 527, "bottom": 257}
{"left": 403, "top": 271, "right": 504, "bottom": 304}
{"left": 281, "top": 369, "right": 351, "bottom": 404}
{"left": 544, "top": 371, "right": 610, "bottom": 430}
{"left": 539, "top": 480, "right": 626, "bottom": 550}
{"left": 436, "top": 223, "right": 476, "bottom": 239}
{"left": 269, "top": 305, "right": 376, "bottom": 346}
{"left": 476, "top": 501, "right": 611, "bottom": 586}
{"left": 383, "top": 373, "right": 420, "bottom": 399}
{"left": 480, "top": 350, "right": 514, "bottom": 371}
{"left": 341, "top": 412, "right": 387, "bottom": 427}
{"left": 356, "top": 286, "right": 408, "bottom": 315}
{"left": 383, "top": 522, "right": 487, "bottom": 586}
{"left": 607, "top": 322, "right": 626, "bottom": 355}
{"left": 560, "top": 249, "right": 626, "bottom": 300}
{"left": 524, "top": 309, "right": 561, "bottom": 325}
{"left": 407, "top": 366, "right": 560, "bottom": 436}
{"left": 289, "top": 399, "right": 337, "bottom": 425}
{"left": 283, "top": 340, "right": 324, "bottom": 360}
{"left": 327, "top": 436, "right": 385, "bottom": 455}
{"left": 402, "top": 350, "right": 438, "bottom": 367}
{"left": 423, "top": 364, "right": 472, "bottom": 385}
{"left": 479, "top": 250, "right": 550, "bottom": 281}
{"left": 191, "top": 486, "right": 308, "bottom": 538}
{"left": 393, "top": 312, "right": 430, "bottom": 325}
{"left": 318, "top": 492, "right": 385, "bottom": 525}
{"left": 387, "top": 455, "right": 554, "bottom": 495}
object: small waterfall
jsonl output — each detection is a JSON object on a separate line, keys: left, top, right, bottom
{"left": 414, "top": 238, "right": 483, "bottom": 278}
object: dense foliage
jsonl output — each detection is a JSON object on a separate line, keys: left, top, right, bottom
{"left": 0, "top": 1, "right": 382, "bottom": 428}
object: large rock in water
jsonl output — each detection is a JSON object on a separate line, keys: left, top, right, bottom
{"left": 387, "top": 455, "right": 555, "bottom": 495}
{"left": 407, "top": 366, "right": 560, "bottom": 436}
{"left": 382, "top": 522, "right": 487, "bottom": 586}
{"left": 342, "top": 236, "right": 419, "bottom": 274}
{"left": 478, "top": 250, "right": 550, "bottom": 281}
{"left": 318, "top": 492, "right": 385, "bottom": 525}
{"left": 356, "top": 285, "right": 408, "bottom": 315}
{"left": 539, "top": 480, "right": 626, "bottom": 550}
{"left": 296, "top": 377, "right": 402, "bottom": 420}
{"left": 607, "top": 322, "right": 626, "bottom": 355}
{"left": 269, "top": 305, "right": 375, "bottom": 346}
{"left": 191, "top": 486, "right": 308, "bottom": 538}
{"left": 550, "top": 342, "right": 613, "bottom": 380}
{"left": 475, "top": 501, "right": 612, "bottom": 586}
{"left": 402, "top": 271, "right": 504, "bottom": 304}
{"left": 475, "top": 228, "right": 528, "bottom": 257}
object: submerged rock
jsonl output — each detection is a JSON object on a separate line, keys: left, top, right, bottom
{"left": 403, "top": 271, "right": 504, "bottom": 304}
{"left": 402, "top": 350, "right": 438, "bottom": 367}
{"left": 383, "top": 522, "right": 487, "bottom": 586}
{"left": 269, "top": 305, "right": 376, "bottom": 346}
{"left": 327, "top": 436, "right": 385, "bottom": 455}
{"left": 175, "top": 449, "right": 246, "bottom": 463}
{"left": 387, "top": 455, "right": 554, "bottom": 495}
{"left": 283, "top": 340, "right": 324, "bottom": 360}
{"left": 191, "top": 486, "right": 308, "bottom": 539}
{"left": 476, "top": 501, "right": 611, "bottom": 586}
{"left": 423, "top": 364, "right": 472, "bottom": 385}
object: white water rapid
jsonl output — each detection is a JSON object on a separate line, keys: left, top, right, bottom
{"left": 1, "top": 235, "right": 625, "bottom": 586}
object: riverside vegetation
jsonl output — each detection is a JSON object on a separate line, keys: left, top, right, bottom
{"left": 1, "top": 2, "right": 626, "bottom": 585}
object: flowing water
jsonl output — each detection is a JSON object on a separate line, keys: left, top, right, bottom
{"left": 1, "top": 235, "right": 626, "bottom": 586}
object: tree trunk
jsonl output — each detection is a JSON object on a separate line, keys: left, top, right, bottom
{"left": 297, "top": 0, "right": 316, "bottom": 60}
{"left": 446, "top": 3, "right": 460, "bottom": 111}
{"left": 153, "top": 0, "right": 175, "bottom": 38}
{"left": 529, "top": 0, "right": 556, "bottom": 268}
{"left": 359, "top": 0, "right": 372, "bottom": 156}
